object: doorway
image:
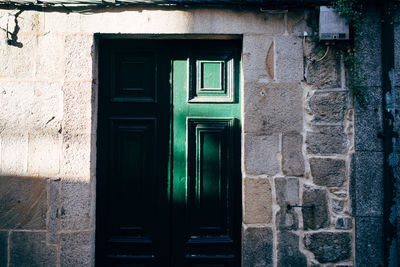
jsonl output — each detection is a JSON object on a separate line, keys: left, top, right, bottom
{"left": 96, "top": 38, "right": 241, "bottom": 266}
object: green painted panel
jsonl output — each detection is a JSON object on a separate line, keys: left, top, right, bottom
{"left": 189, "top": 54, "right": 235, "bottom": 103}
{"left": 199, "top": 61, "right": 223, "bottom": 90}
{"left": 199, "top": 130, "right": 221, "bottom": 209}
{"left": 172, "top": 59, "right": 189, "bottom": 208}
{"left": 172, "top": 42, "right": 241, "bottom": 266}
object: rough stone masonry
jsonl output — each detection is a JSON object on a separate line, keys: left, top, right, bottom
{"left": 0, "top": 6, "right": 358, "bottom": 266}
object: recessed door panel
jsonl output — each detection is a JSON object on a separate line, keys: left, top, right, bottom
{"left": 108, "top": 118, "right": 156, "bottom": 239}
{"left": 111, "top": 51, "right": 157, "bottom": 103}
{"left": 189, "top": 51, "right": 235, "bottom": 103}
{"left": 187, "top": 118, "right": 235, "bottom": 237}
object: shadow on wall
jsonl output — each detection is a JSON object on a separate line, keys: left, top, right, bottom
{"left": 0, "top": 175, "right": 95, "bottom": 266}
{"left": 0, "top": 10, "right": 99, "bottom": 263}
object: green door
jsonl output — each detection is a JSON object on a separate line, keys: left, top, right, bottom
{"left": 96, "top": 39, "right": 241, "bottom": 267}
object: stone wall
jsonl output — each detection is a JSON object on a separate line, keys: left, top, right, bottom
{"left": 243, "top": 16, "right": 354, "bottom": 266}
{"left": 350, "top": 4, "right": 400, "bottom": 266}
{"left": 0, "top": 7, "right": 355, "bottom": 266}
{"left": 350, "top": 6, "right": 385, "bottom": 266}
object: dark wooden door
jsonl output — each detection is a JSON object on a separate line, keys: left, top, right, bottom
{"left": 96, "top": 39, "right": 241, "bottom": 267}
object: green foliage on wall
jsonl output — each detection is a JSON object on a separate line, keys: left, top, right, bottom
{"left": 332, "top": 0, "right": 366, "bottom": 104}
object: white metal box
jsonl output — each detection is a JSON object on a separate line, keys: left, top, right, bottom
{"left": 319, "top": 6, "right": 349, "bottom": 40}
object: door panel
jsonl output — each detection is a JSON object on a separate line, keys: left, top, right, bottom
{"left": 108, "top": 118, "right": 156, "bottom": 239}
{"left": 187, "top": 118, "right": 235, "bottom": 237}
{"left": 111, "top": 51, "right": 157, "bottom": 103}
{"left": 97, "top": 39, "right": 241, "bottom": 267}
{"left": 189, "top": 52, "right": 235, "bottom": 103}
{"left": 97, "top": 40, "right": 171, "bottom": 266}
{"left": 172, "top": 43, "right": 241, "bottom": 266}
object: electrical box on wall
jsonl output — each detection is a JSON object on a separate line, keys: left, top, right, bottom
{"left": 319, "top": 6, "right": 349, "bottom": 40}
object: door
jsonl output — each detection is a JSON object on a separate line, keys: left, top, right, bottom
{"left": 96, "top": 39, "right": 241, "bottom": 267}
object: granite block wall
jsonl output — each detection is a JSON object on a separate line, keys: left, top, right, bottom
{"left": 0, "top": 7, "right": 357, "bottom": 266}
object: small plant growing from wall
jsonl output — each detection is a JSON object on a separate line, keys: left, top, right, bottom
{"left": 331, "top": 0, "right": 366, "bottom": 104}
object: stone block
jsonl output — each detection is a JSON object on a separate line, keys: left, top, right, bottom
{"left": 275, "top": 177, "right": 299, "bottom": 230}
{"left": 81, "top": 10, "right": 189, "bottom": 33}
{"left": 0, "top": 176, "right": 47, "bottom": 229}
{"left": 36, "top": 34, "right": 65, "bottom": 79}
{"left": 302, "top": 185, "right": 329, "bottom": 230}
{"left": 44, "top": 12, "right": 81, "bottom": 33}
{"left": 275, "top": 177, "right": 299, "bottom": 207}
{"left": 244, "top": 82, "right": 302, "bottom": 135}
{"left": 395, "top": 22, "right": 400, "bottom": 86}
{"left": 0, "top": 231, "right": 7, "bottom": 267}
{"left": 282, "top": 133, "right": 304, "bottom": 176}
{"left": 243, "top": 134, "right": 279, "bottom": 176}
{"left": 330, "top": 189, "right": 347, "bottom": 198}
{"left": 61, "top": 232, "right": 93, "bottom": 267}
{"left": 304, "top": 232, "right": 351, "bottom": 263}
{"left": 308, "top": 91, "right": 348, "bottom": 124}
{"left": 31, "top": 82, "right": 63, "bottom": 132}
{"left": 310, "top": 158, "right": 346, "bottom": 187}
{"left": 332, "top": 198, "right": 345, "bottom": 214}
{"left": 61, "top": 134, "right": 91, "bottom": 179}
{"left": 244, "top": 178, "right": 272, "bottom": 224}
{"left": 354, "top": 86, "right": 383, "bottom": 152}
{"left": 0, "top": 81, "right": 62, "bottom": 134}
{"left": 277, "top": 231, "right": 307, "bottom": 267}
{"left": 275, "top": 35, "right": 303, "bottom": 82}
{"left": 351, "top": 152, "right": 384, "bottom": 216}
{"left": 276, "top": 209, "right": 298, "bottom": 230}
{"left": 48, "top": 179, "right": 60, "bottom": 244}
{"left": 356, "top": 7, "right": 382, "bottom": 87}
{"left": 336, "top": 217, "right": 352, "bottom": 230}
{"left": 0, "top": 34, "right": 35, "bottom": 79}
{"left": 306, "top": 58, "right": 341, "bottom": 90}
{"left": 28, "top": 134, "right": 61, "bottom": 176}
{"left": 65, "top": 34, "right": 93, "bottom": 81}
{"left": 355, "top": 216, "right": 384, "bottom": 266}
{"left": 61, "top": 181, "right": 91, "bottom": 230}
{"left": 306, "top": 126, "right": 348, "bottom": 155}
{"left": 288, "top": 10, "right": 309, "bottom": 36}
{"left": 80, "top": 9, "right": 285, "bottom": 34}
{"left": 62, "top": 82, "right": 92, "bottom": 134}
{"left": 395, "top": 89, "right": 400, "bottom": 145}
{"left": 191, "top": 10, "right": 285, "bottom": 35}
{"left": 9, "top": 232, "right": 57, "bottom": 267}
{"left": 242, "top": 226, "right": 273, "bottom": 267}
{"left": 1, "top": 134, "right": 28, "bottom": 175}
{"left": 0, "top": 82, "right": 31, "bottom": 133}
{"left": 243, "top": 35, "right": 273, "bottom": 80}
